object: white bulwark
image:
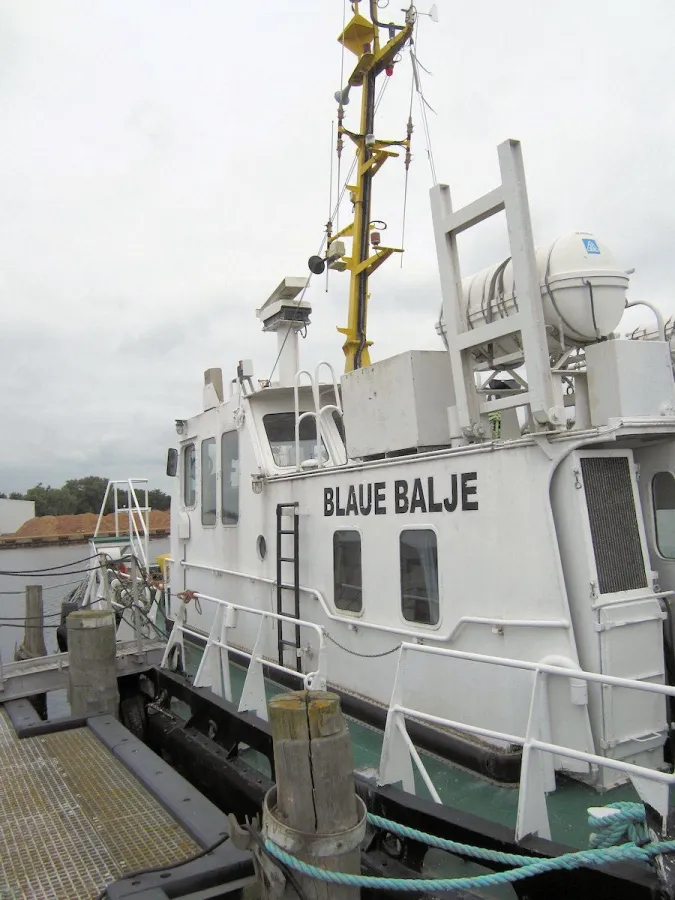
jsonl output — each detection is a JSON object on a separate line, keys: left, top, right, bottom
{"left": 0, "top": 499, "right": 35, "bottom": 535}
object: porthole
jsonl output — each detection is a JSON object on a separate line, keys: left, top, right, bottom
{"left": 257, "top": 535, "right": 267, "bottom": 560}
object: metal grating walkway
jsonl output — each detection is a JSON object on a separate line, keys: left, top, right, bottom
{"left": 0, "top": 710, "right": 199, "bottom": 899}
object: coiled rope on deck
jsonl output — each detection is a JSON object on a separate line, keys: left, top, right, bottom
{"left": 588, "top": 801, "right": 649, "bottom": 848}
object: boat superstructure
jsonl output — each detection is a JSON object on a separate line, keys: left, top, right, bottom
{"left": 161, "top": 0, "right": 675, "bottom": 842}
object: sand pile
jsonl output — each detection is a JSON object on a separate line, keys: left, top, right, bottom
{"left": 10, "top": 510, "right": 170, "bottom": 539}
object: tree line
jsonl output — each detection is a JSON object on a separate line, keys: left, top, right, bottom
{"left": 0, "top": 476, "right": 170, "bottom": 517}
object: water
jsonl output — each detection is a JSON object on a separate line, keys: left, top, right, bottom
{"left": 0, "top": 541, "right": 169, "bottom": 665}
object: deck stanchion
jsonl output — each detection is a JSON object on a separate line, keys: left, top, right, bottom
{"left": 259, "top": 690, "right": 364, "bottom": 899}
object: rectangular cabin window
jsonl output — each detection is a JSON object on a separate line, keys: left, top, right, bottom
{"left": 400, "top": 530, "right": 439, "bottom": 626}
{"left": 183, "top": 443, "right": 196, "bottom": 507}
{"left": 201, "top": 438, "right": 217, "bottom": 526}
{"left": 221, "top": 431, "right": 239, "bottom": 525}
{"left": 263, "top": 412, "right": 327, "bottom": 468}
{"left": 333, "top": 531, "right": 362, "bottom": 613}
{"left": 654, "top": 471, "right": 675, "bottom": 558}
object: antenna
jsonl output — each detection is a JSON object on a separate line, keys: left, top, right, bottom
{"left": 418, "top": 4, "right": 439, "bottom": 22}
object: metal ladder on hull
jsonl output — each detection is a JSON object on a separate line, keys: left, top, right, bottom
{"left": 276, "top": 503, "right": 301, "bottom": 671}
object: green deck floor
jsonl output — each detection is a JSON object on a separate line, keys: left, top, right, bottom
{"left": 177, "top": 639, "right": 642, "bottom": 851}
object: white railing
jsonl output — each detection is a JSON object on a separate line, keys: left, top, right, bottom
{"left": 293, "top": 363, "right": 345, "bottom": 471}
{"left": 180, "top": 560, "right": 569, "bottom": 646}
{"left": 380, "top": 642, "right": 675, "bottom": 842}
{"left": 161, "top": 591, "right": 328, "bottom": 721}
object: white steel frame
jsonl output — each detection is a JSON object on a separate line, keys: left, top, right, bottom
{"left": 80, "top": 479, "right": 155, "bottom": 642}
{"left": 431, "top": 139, "right": 562, "bottom": 434}
{"left": 94, "top": 478, "right": 151, "bottom": 571}
{"left": 380, "top": 642, "right": 675, "bottom": 842}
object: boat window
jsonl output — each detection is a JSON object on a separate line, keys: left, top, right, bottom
{"left": 182, "top": 443, "right": 196, "bottom": 507}
{"left": 653, "top": 471, "right": 675, "bottom": 558}
{"left": 263, "top": 412, "right": 327, "bottom": 468}
{"left": 221, "top": 430, "right": 239, "bottom": 525}
{"left": 400, "top": 530, "right": 439, "bottom": 626}
{"left": 201, "top": 438, "right": 217, "bottom": 526}
{"left": 333, "top": 531, "right": 362, "bottom": 613}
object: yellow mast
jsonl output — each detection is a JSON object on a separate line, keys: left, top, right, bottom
{"left": 329, "top": 2, "right": 414, "bottom": 372}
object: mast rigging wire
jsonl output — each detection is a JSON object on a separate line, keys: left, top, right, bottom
{"left": 326, "top": 119, "right": 335, "bottom": 292}
{"left": 409, "top": 20, "right": 437, "bottom": 185}
{"left": 399, "top": 40, "right": 418, "bottom": 267}
{"left": 335, "top": 0, "right": 347, "bottom": 235}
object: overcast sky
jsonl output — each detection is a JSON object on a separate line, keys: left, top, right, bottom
{"left": 1, "top": 0, "right": 674, "bottom": 494}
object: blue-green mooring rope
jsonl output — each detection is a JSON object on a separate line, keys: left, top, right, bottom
{"left": 263, "top": 806, "right": 671, "bottom": 892}
{"left": 588, "top": 801, "right": 649, "bottom": 848}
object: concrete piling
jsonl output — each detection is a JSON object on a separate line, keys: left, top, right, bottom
{"left": 66, "top": 609, "right": 119, "bottom": 718}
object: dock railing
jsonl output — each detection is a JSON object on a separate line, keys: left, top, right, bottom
{"left": 161, "top": 591, "right": 328, "bottom": 721}
{"left": 380, "top": 642, "right": 675, "bottom": 842}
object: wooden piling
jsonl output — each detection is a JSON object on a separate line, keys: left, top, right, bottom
{"left": 66, "top": 609, "right": 119, "bottom": 718}
{"left": 15, "top": 585, "right": 47, "bottom": 718}
{"left": 15, "top": 585, "right": 46, "bottom": 660}
{"left": 261, "top": 690, "right": 364, "bottom": 899}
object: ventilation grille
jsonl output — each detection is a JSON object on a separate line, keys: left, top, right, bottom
{"left": 581, "top": 456, "right": 647, "bottom": 595}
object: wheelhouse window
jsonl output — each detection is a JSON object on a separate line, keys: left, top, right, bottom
{"left": 201, "top": 438, "right": 217, "bottom": 526}
{"left": 263, "top": 412, "right": 327, "bottom": 468}
{"left": 182, "top": 443, "right": 196, "bottom": 507}
{"left": 333, "top": 531, "right": 362, "bottom": 613}
{"left": 221, "top": 431, "right": 239, "bottom": 525}
{"left": 400, "top": 530, "right": 439, "bottom": 626}
{"left": 653, "top": 471, "right": 675, "bottom": 559}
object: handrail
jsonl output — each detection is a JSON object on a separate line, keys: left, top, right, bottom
{"left": 625, "top": 299, "right": 667, "bottom": 343}
{"left": 127, "top": 480, "right": 150, "bottom": 570}
{"left": 296, "top": 409, "right": 327, "bottom": 470}
{"left": 395, "top": 641, "right": 675, "bottom": 696}
{"left": 312, "top": 361, "right": 346, "bottom": 465}
{"left": 380, "top": 642, "right": 675, "bottom": 842}
{"left": 293, "top": 370, "right": 317, "bottom": 471}
{"left": 292, "top": 365, "right": 346, "bottom": 471}
{"left": 314, "top": 360, "right": 342, "bottom": 414}
{"left": 180, "top": 560, "right": 569, "bottom": 645}
{"left": 161, "top": 591, "right": 328, "bottom": 721}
